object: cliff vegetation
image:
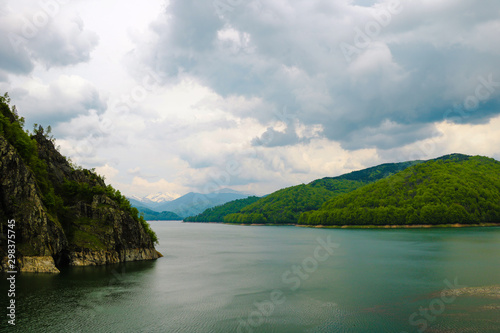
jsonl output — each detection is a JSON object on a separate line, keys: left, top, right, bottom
{"left": 0, "top": 93, "right": 159, "bottom": 273}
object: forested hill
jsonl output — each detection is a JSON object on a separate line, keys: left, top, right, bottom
{"left": 309, "top": 160, "right": 420, "bottom": 189}
{"left": 0, "top": 93, "right": 159, "bottom": 273}
{"left": 187, "top": 160, "right": 421, "bottom": 224}
{"left": 139, "top": 207, "right": 182, "bottom": 221}
{"left": 184, "top": 196, "right": 261, "bottom": 222}
{"left": 299, "top": 155, "right": 500, "bottom": 226}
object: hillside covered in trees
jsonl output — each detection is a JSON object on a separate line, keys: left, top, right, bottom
{"left": 223, "top": 184, "right": 352, "bottom": 224}
{"left": 0, "top": 93, "right": 160, "bottom": 273}
{"left": 184, "top": 196, "right": 261, "bottom": 222}
{"left": 299, "top": 154, "right": 500, "bottom": 226}
{"left": 185, "top": 160, "right": 421, "bottom": 224}
{"left": 139, "top": 207, "right": 182, "bottom": 221}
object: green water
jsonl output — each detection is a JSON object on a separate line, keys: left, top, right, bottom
{"left": 1, "top": 222, "right": 499, "bottom": 332}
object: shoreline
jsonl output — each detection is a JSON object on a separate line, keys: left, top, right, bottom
{"left": 183, "top": 221, "right": 500, "bottom": 229}
{"left": 296, "top": 223, "right": 500, "bottom": 229}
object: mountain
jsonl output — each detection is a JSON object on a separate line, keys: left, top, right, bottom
{"left": 127, "top": 192, "right": 179, "bottom": 210}
{"left": 309, "top": 160, "right": 420, "bottom": 187}
{"left": 221, "top": 160, "right": 421, "bottom": 224}
{"left": 129, "top": 192, "right": 178, "bottom": 203}
{"left": 210, "top": 188, "right": 248, "bottom": 195}
{"left": 126, "top": 197, "right": 182, "bottom": 221}
{"left": 144, "top": 192, "right": 179, "bottom": 203}
{"left": 139, "top": 207, "right": 182, "bottom": 221}
{"left": 184, "top": 196, "right": 261, "bottom": 222}
{"left": 299, "top": 154, "right": 500, "bottom": 226}
{"left": 155, "top": 189, "right": 252, "bottom": 217}
{"left": 127, "top": 197, "right": 151, "bottom": 210}
{"left": 195, "top": 154, "right": 500, "bottom": 226}
{"left": 0, "top": 94, "right": 160, "bottom": 273}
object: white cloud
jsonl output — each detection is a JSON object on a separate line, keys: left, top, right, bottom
{"left": 127, "top": 177, "right": 186, "bottom": 198}
{"left": 11, "top": 74, "right": 105, "bottom": 127}
{"left": 2, "top": 0, "right": 500, "bottom": 198}
{"left": 95, "top": 163, "right": 119, "bottom": 182}
{"left": 0, "top": 0, "right": 98, "bottom": 74}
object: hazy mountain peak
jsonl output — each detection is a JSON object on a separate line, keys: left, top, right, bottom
{"left": 143, "top": 192, "right": 180, "bottom": 203}
{"left": 211, "top": 188, "right": 249, "bottom": 195}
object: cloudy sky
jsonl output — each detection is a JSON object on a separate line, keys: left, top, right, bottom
{"left": 1, "top": 0, "right": 500, "bottom": 198}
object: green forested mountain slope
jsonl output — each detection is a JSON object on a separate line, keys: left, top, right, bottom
{"left": 224, "top": 185, "right": 338, "bottom": 224}
{"left": 184, "top": 196, "right": 261, "bottom": 222}
{"left": 206, "top": 161, "right": 420, "bottom": 224}
{"left": 139, "top": 207, "right": 182, "bottom": 221}
{"left": 309, "top": 161, "right": 420, "bottom": 187}
{"left": 0, "top": 93, "right": 159, "bottom": 272}
{"left": 299, "top": 155, "right": 500, "bottom": 226}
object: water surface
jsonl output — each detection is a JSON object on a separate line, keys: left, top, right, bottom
{"left": 1, "top": 222, "right": 499, "bottom": 332}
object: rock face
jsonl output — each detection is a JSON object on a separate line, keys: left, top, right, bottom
{"left": 67, "top": 248, "right": 160, "bottom": 266}
{"left": 0, "top": 110, "right": 160, "bottom": 273}
{"left": 0, "top": 135, "right": 67, "bottom": 272}
{"left": 16, "top": 256, "right": 60, "bottom": 273}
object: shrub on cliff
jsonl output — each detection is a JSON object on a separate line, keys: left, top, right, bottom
{"left": 0, "top": 93, "right": 158, "bottom": 248}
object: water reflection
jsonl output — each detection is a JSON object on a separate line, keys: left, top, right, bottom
{"left": 1, "top": 223, "right": 499, "bottom": 332}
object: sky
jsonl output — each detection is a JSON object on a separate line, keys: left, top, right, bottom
{"left": 1, "top": 0, "right": 500, "bottom": 198}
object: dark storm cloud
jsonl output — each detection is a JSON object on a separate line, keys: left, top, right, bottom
{"left": 133, "top": 0, "right": 500, "bottom": 150}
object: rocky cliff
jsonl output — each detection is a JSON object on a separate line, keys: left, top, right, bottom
{"left": 0, "top": 94, "right": 160, "bottom": 273}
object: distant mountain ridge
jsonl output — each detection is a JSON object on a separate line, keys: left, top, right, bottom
{"left": 128, "top": 192, "right": 180, "bottom": 210}
{"left": 142, "top": 192, "right": 179, "bottom": 203}
{"left": 129, "top": 188, "right": 252, "bottom": 218}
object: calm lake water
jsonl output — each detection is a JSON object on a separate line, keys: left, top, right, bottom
{"left": 1, "top": 221, "right": 500, "bottom": 332}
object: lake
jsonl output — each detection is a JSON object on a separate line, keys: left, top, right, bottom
{"left": 1, "top": 221, "right": 499, "bottom": 332}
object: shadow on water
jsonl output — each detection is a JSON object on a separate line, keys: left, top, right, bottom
{"left": 58, "top": 259, "right": 158, "bottom": 277}
{"left": 0, "top": 260, "right": 158, "bottom": 332}
{"left": 1, "top": 259, "right": 158, "bottom": 290}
